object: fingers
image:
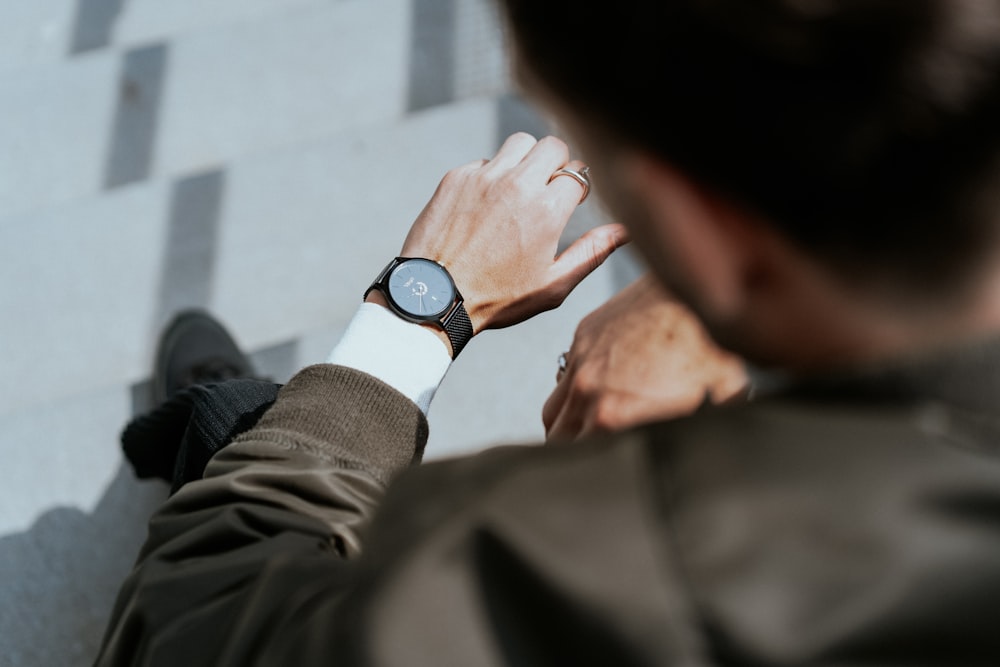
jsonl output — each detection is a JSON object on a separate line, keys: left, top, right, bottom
{"left": 486, "top": 132, "right": 539, "bottom": 171}
{"left": 518, "top": 136, "right": 571, "bottom": 182}
{"left": 546, "top": 158, "right": 591, "bottom": 205}
{"left": 545, "top": 407, "right": 580, "bottom": 443}
{"left": 408, "top": 132, "right": 613, "bottom": 334}
{"left": 542, "top": 365, "right": 572, "bottom": 434}
{"left": 543, "top": 378, "right": 592, "bottom": 443}
{"left": 487, "top": 134, "right": 593, "bottom": 213}
{"left": 463, "top": 157, "right": 490, "bottom": 170}
{"left": 544, "top": 397, "right": 578, "bottom": 443}
{"left": 550, "top": 223, "right": 631, "bottom": 293}
{"left": 489, "top": 135, "right": 583, "bottom": 197}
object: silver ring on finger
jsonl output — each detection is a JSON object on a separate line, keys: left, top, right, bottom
{"left": 549, "top": 166, "right": 591, "bottom": 203}
{"left": 558, "top": 351, "right": 569, "bottom": 376}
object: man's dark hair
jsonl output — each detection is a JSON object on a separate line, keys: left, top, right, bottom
{"left": 500, "top": 0, "right": 1000, "bottom": 294}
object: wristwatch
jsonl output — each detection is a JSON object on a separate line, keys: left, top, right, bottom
{"left": 365, "top": 257, "right": 474, "bottom": 358}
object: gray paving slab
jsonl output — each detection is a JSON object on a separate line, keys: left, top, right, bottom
{"left": 153, "top": 0, "right": 410, "bottom": 178}
{"left": 409, "top": 0, "right": 507, "bottom": 110}
{"left": 103, "top": 42, "right": 169, "bottom": 188}
{"left": 453, "top": 0, "right": 508, "bottom": 100}
{"left": 408, "top": 0, "right": 456, "bottom": 111}
{"left": 155, "top": 169, "right": 227, "bottom": 326}
{"left": 69, "top": 0, "right": 128, "bottom": 54}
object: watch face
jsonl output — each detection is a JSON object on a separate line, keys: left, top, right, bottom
{"left": 387, "top": 259, "right": 455, "bottom": 319}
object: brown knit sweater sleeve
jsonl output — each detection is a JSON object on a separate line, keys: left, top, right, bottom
{"left": 95, "top": 364, "right": 429, "bottom": 666}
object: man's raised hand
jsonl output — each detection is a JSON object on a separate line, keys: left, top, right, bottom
{"left": 399, "top": 133, "right": 628, "bottom": 334}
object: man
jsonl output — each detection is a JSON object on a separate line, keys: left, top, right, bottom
{"left": 99, "top": 0, "right": 1000, "bottom": 664}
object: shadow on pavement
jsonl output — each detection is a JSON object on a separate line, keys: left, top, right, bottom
{"left": 0, "top": 464, "right": 167, "bottom": 666}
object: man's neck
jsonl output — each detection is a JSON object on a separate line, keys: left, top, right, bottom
{"left": 726, "top": 259, "right": 1000, "bottom": 376}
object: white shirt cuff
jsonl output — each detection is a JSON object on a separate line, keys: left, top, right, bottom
{"left": 326, "top": 303, "right": 452, "bottom": 414}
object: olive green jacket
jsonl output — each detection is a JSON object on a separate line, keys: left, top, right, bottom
{"left": 97, "top": 349, "right": 1000, "bottom": 665}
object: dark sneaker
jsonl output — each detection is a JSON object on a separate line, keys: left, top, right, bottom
{"left": 152, "top": 310, "right": 257, "bottom": 405}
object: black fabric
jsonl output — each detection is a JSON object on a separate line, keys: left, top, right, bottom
{"left": 122, "top": 379, "right": 281, "bottom": 493}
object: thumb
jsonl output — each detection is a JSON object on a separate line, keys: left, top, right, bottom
{"left": 550, "top": 223, "right": 630, "bottom": 293}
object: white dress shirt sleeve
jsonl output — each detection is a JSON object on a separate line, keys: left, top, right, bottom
{"left": 326, "top": 303, "right": 453, "bottom": 414}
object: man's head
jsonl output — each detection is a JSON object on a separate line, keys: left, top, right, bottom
{"left": 500, "top": 0, "right": 1000, "bottom": 365}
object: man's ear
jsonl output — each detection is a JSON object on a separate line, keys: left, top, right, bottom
{"left": 626, "top": 154, "right": 765, "bottom": 322}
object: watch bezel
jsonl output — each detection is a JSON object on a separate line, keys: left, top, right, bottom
{"left": 371, "top": 257, "right": 461, "bottom": 324}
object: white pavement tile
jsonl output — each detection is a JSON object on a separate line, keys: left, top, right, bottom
{"left": 210, "top": 97, "right": 499, "bottom": 350}
{"left": 114, "top": 0, "right": 336, "bottom": 48}
{"left": 0, "top": 182, "right": 169, "bottom": 416}
{"left": 0, "top": 384, "right": 140, "bottom": 535}
{"left": 0, "top": 2, "right": 76, "bottom": 74}
{"left": 153, "top": 0, "right": 410, "bottom": 178}
{"left": 0, "top": 51, "right": 118, "bottom": 220}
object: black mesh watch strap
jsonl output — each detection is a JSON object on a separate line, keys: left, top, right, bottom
{"left": 444, "top": 304, "right": 474, "bottom": 358}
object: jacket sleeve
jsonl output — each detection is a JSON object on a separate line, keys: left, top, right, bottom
{"left": 95, "top": 364, "right": 429, "bottom": 667}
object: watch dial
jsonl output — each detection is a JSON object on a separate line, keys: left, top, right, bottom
{"left": 387, "top": 259, "right": 455, "bottom": 318}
